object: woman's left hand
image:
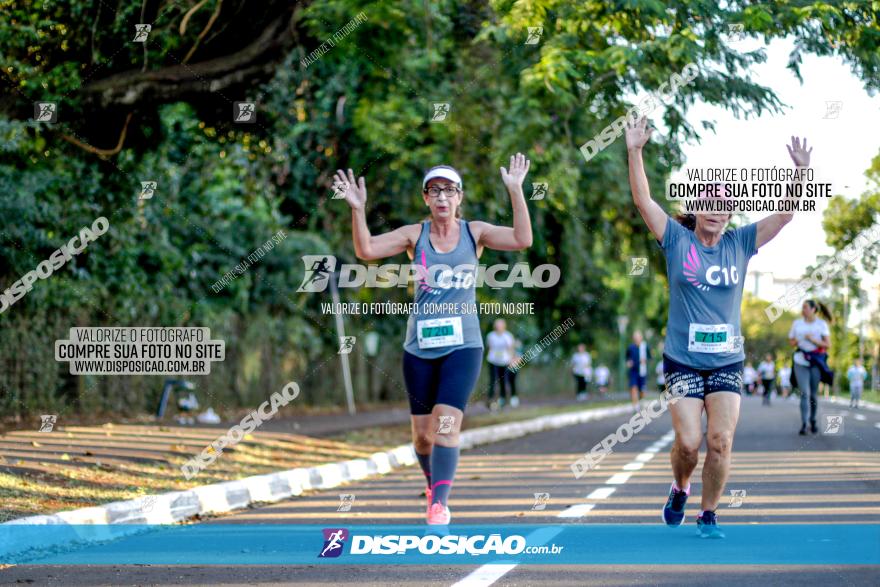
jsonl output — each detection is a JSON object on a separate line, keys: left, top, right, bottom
{"left": 786, "top": 136, "right": 812, "bottom": 168}
{"left": 500, "top": 152, "right": 530, "bottom": 192}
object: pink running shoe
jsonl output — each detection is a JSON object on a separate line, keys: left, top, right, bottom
{"left": 427, "top": 502, "right": 451, "bottom": 525}
{"left": 425, "top": 487, "right": 432, "bottom": 514}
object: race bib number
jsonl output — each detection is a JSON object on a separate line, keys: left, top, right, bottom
{"left": 417, "top": 316, "right": 464, "bottom": 349}
{"left": 688, "top": 323, "right": 735, "bottom": 353}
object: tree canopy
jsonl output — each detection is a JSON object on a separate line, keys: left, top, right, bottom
{"left": 1, "top": 0, "right": 879, "bottom": 417}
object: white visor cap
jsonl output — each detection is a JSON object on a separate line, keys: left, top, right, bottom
{"left": 422, "top": 166, "right": 462, "bottom": 191}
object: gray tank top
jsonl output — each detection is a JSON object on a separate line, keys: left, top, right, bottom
{"left": 403, "top": 220, "right": 484, "bottom": 358}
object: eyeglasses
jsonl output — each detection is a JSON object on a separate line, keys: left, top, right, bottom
{"left": 424, "top": 186, "right": 461, "bottom": 198}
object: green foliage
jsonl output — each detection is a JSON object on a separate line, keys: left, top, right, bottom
{"left": 815, "top": 148, "right": 880, "bottom": 385}
{"left": 1, "top": 0, "right": 879, "bottom": 416}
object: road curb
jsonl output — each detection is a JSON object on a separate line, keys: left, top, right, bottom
{"left": 823, "top": 396, "right": 880, "bottom": 413}
{"left": 1, "top": 402, "right": 630, "bottom": 558}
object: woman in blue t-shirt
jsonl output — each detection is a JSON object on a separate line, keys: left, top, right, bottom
{"left": 625, "top": 116, "right": 813, "bottom": 538}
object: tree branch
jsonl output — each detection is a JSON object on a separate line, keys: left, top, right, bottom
{"left": 82, "top": 13, "right": 292, "bottom": 109}
{"left": 60, "top": 112, "right": 134, "bottom": 156}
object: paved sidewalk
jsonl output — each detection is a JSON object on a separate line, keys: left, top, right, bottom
{"left": 262, "top": 392, "right": 631, "bottom": 437}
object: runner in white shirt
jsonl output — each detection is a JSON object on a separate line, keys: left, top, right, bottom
{"left": 486, "top": 319, "right": 515, "bottom": 410}
{"left": 779, "top": 366, "right": 792, "bottom": 398}
{"left": 847, "top": 358, "right": 868, "bottom": 409}
{"left": 594, "top": 364, "right": 610, "bottom": 394}
{"left": 788, "top": 299, "right": 832, "bottom": 435}
{"left": 655, "top": 360, "right": 665, "bottom": 392}
{"left": 570, "top": 344, "right": 592, "bottom": 401}
{"left": 757, "top": 354, "right": 776, "bottom": 406}
{"left": 742, "top": 363, "right": 757, "bottom": 395}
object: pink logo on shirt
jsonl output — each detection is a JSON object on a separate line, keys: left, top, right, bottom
{"left": 417, "top": 249, "right": 439, "bottom": 295}
{"left": 683, "top": 244, "right": 710, "bottom": 292}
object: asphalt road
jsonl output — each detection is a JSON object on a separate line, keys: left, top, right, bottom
{"left": 3, "top": 395, "right": 879, "bottom": 586}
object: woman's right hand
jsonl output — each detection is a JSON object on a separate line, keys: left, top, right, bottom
{"left": 333, "top": 168, "right": 367, "bottom": 211}
{"left": 625, "top": 116, "right": 653, "bottom": 151}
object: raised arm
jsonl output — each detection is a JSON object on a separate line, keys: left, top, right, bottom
{"left": 469, "top": 153, "right": 533, "bottom": 251}
{"left": 756, "top": 137, "right": 812, "bottom": 248}
{"left": 625, "top": 117, "right": 668, "bottom": 242}
{"left": 334, "top": 169, "right": 418, "bottom": 261}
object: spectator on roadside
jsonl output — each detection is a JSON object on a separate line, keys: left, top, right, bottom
{"left": 486, "top": 318, "right": 515, "bottom": 410}
{"left": 506, "top": 338, "right": 524, "bottom": 408}
{"left": 626, "top": 330, "right": 651, "bottom": 411}
{"left": 571, "top": 343, "right": 592, "bottom": 401}
{"left": 757, "top": 354, "right": 776, "bottom": 406}
{"left": 743, "top": 362, "right": 757, "bottom": 395}
{"left": 847, "top": 358, "right": 868, "bottom": 409}
{"left": 655, "top": 360, "right": 665, "bottom": 393}
{"left": 779, "top": 365, "right": 792, "bottom": 399}
{"left": 594, "top": 364, "right": 610, "bottom": 395}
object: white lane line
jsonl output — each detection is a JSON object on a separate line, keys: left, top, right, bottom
{"left": 853, "top": 414, "right": 866, "bottom": 421}
{"left": 455, "top": 429, "right": 675, "bottom": 586}
{"left": 452, "top": 528, "right": 564, "bottom": 586}
{"left": 605, "top": 472, "right": 633, "bottom": 485}
{"left": 451, "top": 564, "right": 518, "bottom": 587}
{"left": 557, "top": 503, "right": 595, "bottom": 518}
{"left": 874, "top": 423, "right": 880, "bottom": 429}
{"left": 587, "top": 487, "right": 616, "bottom": 500}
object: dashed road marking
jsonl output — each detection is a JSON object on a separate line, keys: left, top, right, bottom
{"left": 454, "top": 428, "right": 676, "bottom": 586}
{"left": 587, "top": 487, "right": 616, "bottom": 499}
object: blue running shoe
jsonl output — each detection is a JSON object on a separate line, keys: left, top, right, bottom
{"left": 662, "top": 482, "right": 689, "bottom": 526}
{"left": 696, "top": 510, "right": 725, "bottom": 539}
